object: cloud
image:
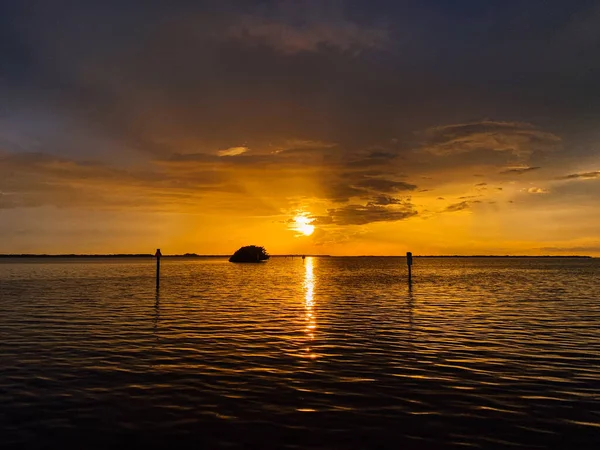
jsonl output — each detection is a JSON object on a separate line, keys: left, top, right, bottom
{"left": 319, "top": 180, "right": 366, "bottom": 203}
{"left": 355, "top": 178, "right": 416, "bottom": 193}
{"left": 368, "top": 151, "right": 397, "bottom": 160}
{"left": 366, "top": 195, "right": 403, "bottom": 206}
{"left": 314, "top": 200, "right": 417, "bottom": 226}
{"left": 158, "top": 146, "right": 417, "bottom": 204}
{"left": 217, "top": 146, "right": 249, "bottom": 157}
{"left": 419, "top": 121, "right": 560, "bottom": 158}
{"left": 527, "top": 187, "right": 549, "bottom": 194}
{"left": 500, "top": 166, "right": 541, "bottom": 175}
{"left": 0, "top": 151, "right": 247, "bottom": 212}
{"left": 273, "top": 139, "right": 337, "bottom": 153}
{"left": 227, "top": 3, "right": 387, "bottom": 54}
{"left": 444, "top": 201, "right": 471, "bottom": 212}
{"left": 559, "top": 170, "right": 600, "bottom": 180}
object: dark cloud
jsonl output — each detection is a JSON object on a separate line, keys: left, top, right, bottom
{"left": 419, "top": 122, "right": 560, "bottom": 157}
{"left": 345, "top": 150, "right": 401, "bottom": 168}
{"left": 314, "top": 200, "right": 417, "bottom": 226}
{"left": 445, "top": 201, "right": 471, "bottom": 212}
{"left": 0, "top": 151, "right": 247, "bottom": 211}
{"left": 367, "top": 151, "right": 398, "bottom": 160}
{"left": 226, "top": 4, "right": 388, "bottom": 54}
{"left": 355, "top": 178, "right": 416, "bottom": 193}
{"left": 499, "top": 166, "right": 541, "bottom": 175}
{"left": 319, "top": 175, "right": 415, "bottom": 203}
{"left": 366, "top": 195, "right": 403, "bottom": 206}
{"left": 319, "top": 180, "right": 367, "bottom": 203}
{"left": 3, "top": 0, "right": 592, "bottom": 164}
{"left": 559, "top": 170, "right": 600, "bottom": 180}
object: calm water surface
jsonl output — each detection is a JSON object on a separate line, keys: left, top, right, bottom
{"left": 1, "top": 257, "right": 599, "bottom": 449}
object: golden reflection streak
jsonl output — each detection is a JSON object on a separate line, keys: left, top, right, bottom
{"left": 304, "top": 257, "right": 317, "bottom": 359}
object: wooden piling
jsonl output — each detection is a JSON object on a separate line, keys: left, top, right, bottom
{"left": 406, "top": 251, "right": 413, "bottom": 284}
{"left": 155, "top": 248, "right": 162, "bottom": 289}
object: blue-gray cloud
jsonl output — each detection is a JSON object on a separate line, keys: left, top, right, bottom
{"left": 226, "top": 2, "right": 388, "bottom": 54}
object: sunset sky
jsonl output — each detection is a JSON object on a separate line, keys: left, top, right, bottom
{"left": 1, "top": 0, "right": 600, "bottom": 255}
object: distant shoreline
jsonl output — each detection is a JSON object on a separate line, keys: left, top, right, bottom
{"left": 0, "top": 254, "right": 593, "bottom": 259}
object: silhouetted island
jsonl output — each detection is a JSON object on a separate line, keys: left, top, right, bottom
{"left": 229, "top": 246, "right": 270, "bottom": 263}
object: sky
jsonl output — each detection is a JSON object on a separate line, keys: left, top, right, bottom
{"left": 1, "top": 0, "right": 600, "bottom": 255}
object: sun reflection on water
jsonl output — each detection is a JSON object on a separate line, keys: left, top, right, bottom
{"left": 304, "top": 257, "right": 317, "bottom": 359}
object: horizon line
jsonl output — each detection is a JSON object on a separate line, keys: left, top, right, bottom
{"left": 0, "top": 253, "right": 594, "bottom": 259}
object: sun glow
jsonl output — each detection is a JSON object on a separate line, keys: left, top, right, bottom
{"left": 293, "top": 215, "right": 315, "bottom": 236}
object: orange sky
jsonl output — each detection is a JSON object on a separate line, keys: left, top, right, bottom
{"left": 2, "top": 133, "right": 599, "bottom": 256}
{"left": 1, "top": 1, "right": 599, "bottom": 256}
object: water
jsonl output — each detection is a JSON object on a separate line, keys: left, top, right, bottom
{"left": 1, "top": 257, "right": 599, "bottom": 449}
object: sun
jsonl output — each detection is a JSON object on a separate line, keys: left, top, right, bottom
{"left": 293, "top": 215, "right": 315, "bottom": 236}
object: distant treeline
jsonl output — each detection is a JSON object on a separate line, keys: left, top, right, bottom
{"left": 0, "top": 254, "right": 592, "bottom": 258}
{"left": 410, "top": 255, "right": 593, "bottom": 258}
{"left": 0, "top": 253, "right": 332, "bottom": 258}
{"left": 0, "top": 253, "right": 210, "bottom": 258}
{"left": 0, "top": 254, "right": 155, "bottom": 258}
{"left": 322, "top": 255, "right": 593, "bottom": 258}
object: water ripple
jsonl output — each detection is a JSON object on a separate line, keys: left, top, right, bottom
{"left": 0, "top": 256, "right": 599, "bottom": 449}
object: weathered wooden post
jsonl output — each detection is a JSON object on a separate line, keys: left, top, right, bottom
{"left": 406, "top": 251, "right": 413, "bottom": 284}
{"left": 155, "top": 248, "right": 162, "bottom": 289}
